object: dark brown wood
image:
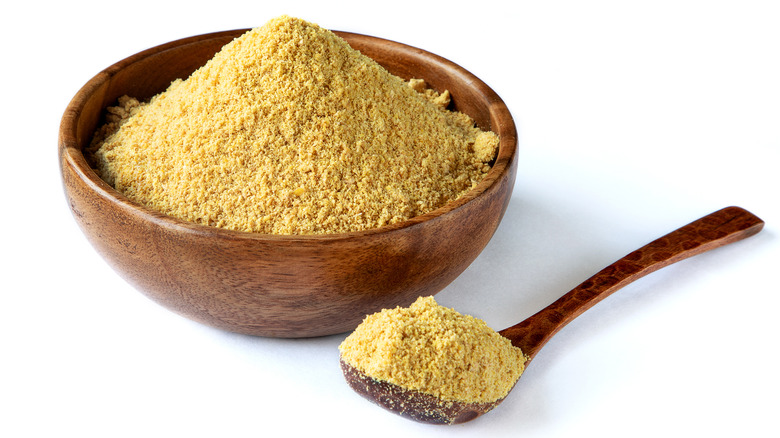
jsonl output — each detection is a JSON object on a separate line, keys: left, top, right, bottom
{"left": 340, "top": 359, "right": 504, "bottom": 425}
{"left": 499, "top": 206, "right": 764, "bottom": 361}
{"left": 58, "top": 29, "right": 518, "bottom": 338}
{"left": 340, "top": 207, "right": 763, "bottom": 424}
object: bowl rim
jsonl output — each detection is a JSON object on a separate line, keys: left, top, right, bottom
{"left": 59, "top": 28, "right": 518, "bottom": 243}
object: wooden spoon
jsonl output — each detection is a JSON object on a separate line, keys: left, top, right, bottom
{"left": 340, "top": 206, "right": 764, "bottom": 424}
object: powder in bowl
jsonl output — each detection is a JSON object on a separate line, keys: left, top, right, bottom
{"left": 88, "top": 16, "right": 499, "bottom": 235}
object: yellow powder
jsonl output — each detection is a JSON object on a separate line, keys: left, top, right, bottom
{"left": 88, "top": 16, "right": 499, "bottom": 235}
{"left": 339, "top": 296, "right": 525, "bottom": 404}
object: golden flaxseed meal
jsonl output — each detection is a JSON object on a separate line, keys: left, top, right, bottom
{"left": 339, "top": 296, "right": 525, "bottom": 404}
{"left": 90, "top": 16, "right": 499, "bottom": 235}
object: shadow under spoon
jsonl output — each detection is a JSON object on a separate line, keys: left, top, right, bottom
{"left": 340, "top": 206, "right": 765, "bottom": 424}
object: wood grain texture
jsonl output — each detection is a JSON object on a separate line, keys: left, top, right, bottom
{"left": 499, "top": 206, "right": 764, "bottom": 361}
{"left": 340, "top": 207, "right": 764, "bottom": 424}
{"left": 340, "top": 358, "right": 503, "bottom": 425}
{"left": 58, "top": 29, "right": 518, "bottom": 338}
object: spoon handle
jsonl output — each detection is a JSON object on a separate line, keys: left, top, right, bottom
{"left": 498, "top": 206, "right": 764, "bottom": 362}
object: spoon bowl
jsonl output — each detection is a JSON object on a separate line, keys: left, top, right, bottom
{"left": 340, "top": 206, "right": 764, "bottom": 424}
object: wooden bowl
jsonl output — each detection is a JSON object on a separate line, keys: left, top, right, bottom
{"left": 58, "top": 29, "right": 518, "bottom": 338}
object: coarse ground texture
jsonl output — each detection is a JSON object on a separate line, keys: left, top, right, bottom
{"left": 89, "top": 16, "right": 499, "bottom": 235}
{"left": 339, "top": 296, "right": 525, "bottom": 404}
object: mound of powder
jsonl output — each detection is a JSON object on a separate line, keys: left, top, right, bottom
{"left": 339, "top": 296, "right": 525, "bottom": 404}
{"left": 90, "top": 16, "right": 499, "bottom": 235}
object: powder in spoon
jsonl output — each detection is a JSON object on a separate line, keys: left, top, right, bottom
{"left": 89, "top": 15, "right": 499, "bottom": 235}
{"left": 339, "top": 296, "right": 525, "bottom": 404}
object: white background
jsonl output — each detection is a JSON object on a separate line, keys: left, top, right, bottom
{"left": 2, "top": 1, "right": 778, "bottom": 437}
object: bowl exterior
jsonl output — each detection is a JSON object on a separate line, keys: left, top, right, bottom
{"left": 59, "top": 30, "right": 518, "bottom": 337}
